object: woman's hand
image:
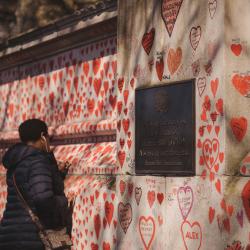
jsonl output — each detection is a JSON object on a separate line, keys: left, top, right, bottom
{"left": 58, "top": 161, "right": 71, "bottom": 171}
{"left": 57, "top": 161, "right": 71, "bottom": 179}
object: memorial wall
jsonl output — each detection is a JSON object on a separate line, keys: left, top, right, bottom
{"left": 115, "top": 0, "right": 250, "bottom": 249}
{"left": 0, "top": 0, "right": 250, "bottom": 249}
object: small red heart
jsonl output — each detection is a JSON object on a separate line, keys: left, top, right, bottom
{"left": 231, "top": 44, "right": 242, "bottom": 56}
{"left": 215, "top": 126, "right": 220, "bottom": 136}
{"left": 220, "top": 199, "right": 227, "bottom": 212}
{"left": 211, "top": 78, "right": 219, "bottom": 97}
{"left": 219, "top": 152, "right": 224, "bottom": 163}
{"left": 156, "top": 57, "right": 164, "bottom": 81}
{"left": 227, "top": 205, "right": 234, "bottom": 217}
{"left": 118, "top": 151, "right": 125, "bottom": 167}
{"left": 209, "top": 207, "right": 215, "bottom": 224}
{"left": 123, "top": 90, "right": 129, "bottom": 105}
{"left": 215, "top": 179, "right": 221, "bottom": 193}
{"left": 157, "top": 193, "right": 164, "bottom": 205}
{"left": 216, "top": 98, "right": 223, "bottom": 115}
{"left": 118, "top": 78, "right": 124, "bottom": 93}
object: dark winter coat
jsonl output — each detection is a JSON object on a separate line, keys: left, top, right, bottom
{"left": 0, "top": 143, "right": 70, "bottom": 250}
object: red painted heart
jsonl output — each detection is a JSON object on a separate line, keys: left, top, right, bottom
{"left": 161, "top": 0, "right": 183, "bottom": 37}
{"left": 242, "top": 180, "right": 250, "bottom": 222}
{"left": 202, "top": 138, "right": 219, "bottom": 169}
{"left": 230, "top": 117, "right": 247, "bottom": 142}
{"left": 141, "top": 28, "right": 155, "bottom": 55}
{"left": 232, "top": 74, "right": 250, "bottom": 97}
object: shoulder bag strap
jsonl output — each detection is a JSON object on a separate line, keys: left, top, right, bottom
{"left": 12, "top": 173, "right": 48, "bottom": 233}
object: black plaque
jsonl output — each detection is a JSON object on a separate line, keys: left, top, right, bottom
{"left": 135, "top": 80, "right": 195, "bottom": 176}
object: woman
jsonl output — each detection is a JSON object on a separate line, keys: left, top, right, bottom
{"left": 0, "top": 119, "right": 71, "bottom": 250}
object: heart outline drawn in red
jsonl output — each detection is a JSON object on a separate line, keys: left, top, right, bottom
{"left": 202, "top": 138, "right": 219, "bottom": 170}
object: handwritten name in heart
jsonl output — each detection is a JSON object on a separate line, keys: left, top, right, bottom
{"left": 135, "top": 187, "right": 142, "bottom": 205}
{"left": 177, "top": 186, "right": 194, "bottom": 220}
{"left": 181, "top": 220, "right": 202, "bottom": 250}
{"left": 161, "top": 0, "right": 183, "bottom": 37}
{"left": 197, "top": 77, "right": 206, "bottom": 97}
{"left": 139, "top": 216, "right": 156, "bottom": 250}
{"left": 118, "top": 202, "right": 132, "bottom": 234}
{"left": 190, "top": 26, "right": 202, "bottom": 51}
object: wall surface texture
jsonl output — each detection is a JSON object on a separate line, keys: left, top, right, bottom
{"left": 0, "top": 1, "right": 250, "bottom": 250}
{"left": 115, "top": 0, "right": 250, "bottom": 249}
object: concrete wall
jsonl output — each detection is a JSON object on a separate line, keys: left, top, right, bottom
{"left": 115, "top": 0, "right": 250, "bottom": 249}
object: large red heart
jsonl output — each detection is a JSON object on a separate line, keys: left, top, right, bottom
{"left": 141, "top": 28, "right": 155, "bottom": 55}
{"left": 232, "top": 74, "right": 250, "bottom": 97}
{"left": 139, "top": 216, "right": 155, "bottom": 250}
{"left": 161, "top": 0, "right": 183, "bottom": 37}
{"left": 242, "top": 180, "right": 250, "bottom": 222}
{"left": 181, "top": 220, "right": 202, "bottom": 250}
{"left": 230, "top": 117, "right": 247, "bottom": 142}
{"left": 167, "top": 47, "right": 182, "bottom": 75}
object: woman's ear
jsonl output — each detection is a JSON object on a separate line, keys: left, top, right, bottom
{"left": 41, "top": 132, "right": 46, "bottom": 142}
